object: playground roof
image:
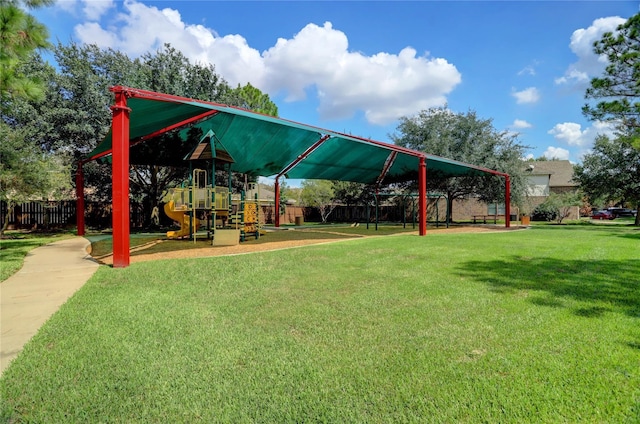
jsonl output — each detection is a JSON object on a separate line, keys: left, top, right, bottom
{"left": 87, "top": 87, "right": 505, "bottom": 184}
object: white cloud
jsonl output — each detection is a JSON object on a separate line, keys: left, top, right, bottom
{"left": 55, "top": 0, "right": 114, "bottom": 20}
{"left": 518, "top": 66, "right": 535, "bottom": 76}
{"left": 512, "top": 87, "right": 540, "bottom": 104}
{"left": 548, "top": 122, "right": 585, "bottom": 146}
{"left": 556, "top": 16, "right": 626, "bottom": 86}
{"left": 547, "top": 120, "right": 617, "bottom": 148}
{"left": 542, "top": 146, "right": 570, "bottom": 160}
{"left": 55, "top": 0, "right": 78, "bottom": 14}
{"left": 517, "top": 62, "right": 539, "bottom": 76}
{"left": 82, "top": 0, "right": 114, "bottom": 21}
{"left": 71, "top": 1, "right": 461, "bottom": 125}
{"left": 74, "top": 22, "right": 118, "bottom": 48}
{"left": 511, "top": 119, "right": 532, "bottom": 129}
{"left": 263, "top": 23, "right": 461, "bottom": 124}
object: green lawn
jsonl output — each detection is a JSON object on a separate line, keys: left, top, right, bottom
{"left": 1, "top": 225, "right": 639, "bottom": 422}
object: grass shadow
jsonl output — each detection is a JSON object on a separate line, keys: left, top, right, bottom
{"left": 456, "top": 256, "right": 640, "bottom": 319}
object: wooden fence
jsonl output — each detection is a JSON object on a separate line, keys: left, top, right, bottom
{"left": 0, "top": 201, "right": 147, "bottom": 230}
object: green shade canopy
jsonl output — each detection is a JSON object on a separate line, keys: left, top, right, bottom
{"left": 87, "top": 87, "right": 503, "bottom": 184}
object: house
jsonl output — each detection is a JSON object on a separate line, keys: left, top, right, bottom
{"left": 524, "top": 160, "right": 577, "bottom": 197}
{"left": 522, "top": 160, "right": 579, "bottom": 218}
{"left": 444, "top": 160, "right": 579, "bottom": 222}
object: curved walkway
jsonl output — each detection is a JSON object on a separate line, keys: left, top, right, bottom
{"left": 1, "top": 237, "right": 99, "bottom": 375}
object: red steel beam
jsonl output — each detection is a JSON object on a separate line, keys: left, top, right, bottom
{"left": 133, "top": 109, "right": 219, "bottom": 144}
{"left": 75, "top": 162, "right": 85, "bottom": 236}
{"left": 276, "top": 134, "right": 331, "bottom": 179}
{"left": 111, "top": 89, "right": 131, "bottom": 268}
{"left": 375, "top": 151, "right": 398, "bottom": 187}
{"left": 84, "top": 109, "right": 219, "bottom": 163}
{"left": 418, "top": 156, "right": 427, "bottom": 236}
{"left": 505, "top": 175, "right": 511, "bottom": 228}
{"left": 274, "top": 178, "right": 281, "bottom": 227}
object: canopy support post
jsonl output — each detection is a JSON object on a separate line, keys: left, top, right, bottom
{"left": 505, "top": 175, "right": 511, "bottom": 228}
{"left": 418, "top": 156, "right": 427, "bottom": 236}
{"left": 110, "top": 87, "right": 131, "bottom": 268}
{"left": 375, "top": 189, "right": 379, "bottom": 231}
{"left": 274, "top": 178, "right": 281, "bottom": 227}
{"left": 75, "top": 161, "right": 85, "bottom": 236}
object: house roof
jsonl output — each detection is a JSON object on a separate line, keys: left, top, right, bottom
{"left": 86, "top": 87, "right": 508, "bottom": 185}
{"left": 524, "top": 160, "right": 577, "bottom": 187}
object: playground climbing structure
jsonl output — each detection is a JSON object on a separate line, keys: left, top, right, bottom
{"left": 163, "top": 130, "right": 265, "bottom": 244}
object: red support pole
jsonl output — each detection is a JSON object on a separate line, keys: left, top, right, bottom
{"left": 274, "top": 178, "right": 280, "bottom": 228}
{"left": 504, "top": 175, "right": 511, "bottom": 228}
{"left": 418, "top": 156, "right": 427, "bottom": 236}
{"left": 111, "top": 90, "right": 131, "bottom": 268}
{"left": 75, "top": 163, "right": 85, "bottom": 236}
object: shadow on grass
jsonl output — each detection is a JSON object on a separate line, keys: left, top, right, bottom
{"left": 456, "top": 256, "right": 640, "bottom": 319}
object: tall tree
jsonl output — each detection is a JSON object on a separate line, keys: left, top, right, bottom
{"left": 301, "top": 180, "right": 338, "bottom": 223}
{"left": 573, "top": 134, "right": 640, "bottom": 226}
{"left": 14, "top": 43, "right": 280, "bottom": 226}
{"left": 331, "top": 181, "right": 376, "bottom": 221}
{"left": 0, "top": 0, "right": 72, "bottom": 234}
{"left": 229, "top": 82, "right": 279, "bottom": 116}
{"left": 0, "top": 122, "right": 70, "bottom": 235}
{"left": 582, "top": 13, "right": 640, "bottom": 149}
{"left": 390, "top": 107, "right": 528, "bottom": 221}
{"left": 0, "top": 0, "right": 52, "bottom": 107}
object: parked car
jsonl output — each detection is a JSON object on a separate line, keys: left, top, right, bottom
{"left": 606, "top": 207, "right": 637, "bottom": 217}
{"left": 592, "top": 210, "right": 615, "bottom": 220}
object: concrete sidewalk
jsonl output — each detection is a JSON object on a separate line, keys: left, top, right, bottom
{"left": 1, "top": 237, "right": 99, "bottom": 374}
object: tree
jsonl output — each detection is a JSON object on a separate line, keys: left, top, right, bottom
{"left": 0, "top": 0, "right": 52, "bottom": 107}
{"left": 390, "top": 107, "right": 529, "bottom": 221}
{"left": 331, "top": 181, "right": 376, "bottom": 221}
{"left": 301, "top": 180, "right": 338, "bottom": 223}
{"left": 13, "top": 43, "right": 278, "bottom": 227}
{"left": 0, "top": 123, "right": 70, "bottom": 235}
{"left": 582, "top": 13, "right": 640, "bottom": 149}
{"left": 229, "top": 82, "right": 278, "bottom": 116}
{"left": 573, "top": 134, "right": 640, "bottom": 226}
{"left": 9, "top": 42, "right": 280, "bottom": 228}
{"left": 532, "top": 192, "right": 582, "bottom": 224}
{"left": 0, "top": 0, "right": 72, "bottom": 235}
{"left": 277, "top": 180, "right": 290, "bottom": 215}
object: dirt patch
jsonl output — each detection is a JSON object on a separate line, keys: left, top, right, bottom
{"left": 95, "top": 225, "right": 523, "bottom": 266}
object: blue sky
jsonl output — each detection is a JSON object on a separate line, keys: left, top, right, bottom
{"left": 36, "top": 1, "right": 638, "bottom": 166}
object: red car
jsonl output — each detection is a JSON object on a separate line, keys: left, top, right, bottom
{"left": 591, "top": 210, "right": 615, "bottom": 220}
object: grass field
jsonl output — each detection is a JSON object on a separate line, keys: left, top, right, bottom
{"left": 1, "top": 224, "right": 639, "bottom": 422}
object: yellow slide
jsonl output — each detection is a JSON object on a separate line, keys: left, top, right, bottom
{"left": 164, "top": 201, "right": 198, "bottom": 239}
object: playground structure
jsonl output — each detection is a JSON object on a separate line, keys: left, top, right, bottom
{"left": 161, "top": 129, "right": 267, "bottom": 245}
{"left": 163, "top": 168, "right": 265, "bottom": 244}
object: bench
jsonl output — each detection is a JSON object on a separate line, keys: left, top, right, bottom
{"left": 472, "top": 214, "right": 504, "bottom": 224}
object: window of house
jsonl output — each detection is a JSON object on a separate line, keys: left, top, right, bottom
{"left": 487, "top": 203, "right": 505, "bottom": 215}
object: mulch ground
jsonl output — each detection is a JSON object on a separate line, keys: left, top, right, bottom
{"left": 94, "top": 225, "right": 525, "bottom": 265}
